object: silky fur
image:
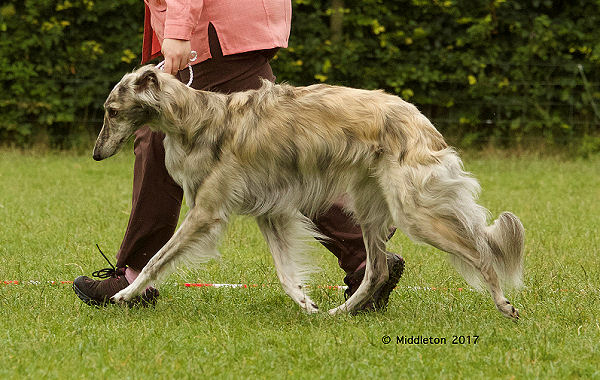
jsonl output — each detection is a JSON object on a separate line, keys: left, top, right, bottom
{"left": 95, "top": 65, "right": 524, "bottom": 318}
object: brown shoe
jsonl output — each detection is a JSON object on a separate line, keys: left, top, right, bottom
{"left": 72, "top": 268, "right": 158, "bottom": 307}
{"left": 72, "top": 245, "right": 158, "bottom": 307}
{"left": 344, "top": 252, "right": 405, "bottom": 312}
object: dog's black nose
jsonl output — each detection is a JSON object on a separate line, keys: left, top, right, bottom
{"left": 93, "top": 153, "right": 103, "bottom": 161}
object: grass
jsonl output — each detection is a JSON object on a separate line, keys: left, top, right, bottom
{"left": 0, "top": 149, "right": 599, "bottom": 379}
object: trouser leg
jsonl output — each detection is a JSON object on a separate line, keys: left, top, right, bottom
{"left": 115, "top": 127, "right": 183, "bottom": 271}
{"left": 312, "top": 202, "right": 367, "bottom": 275}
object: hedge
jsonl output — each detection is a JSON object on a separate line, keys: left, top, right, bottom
{"left": 0, "top": 0, "right": 143, "bottom": 146}
{"left": 1, "top": 0, "right": 599, "bottom": 150}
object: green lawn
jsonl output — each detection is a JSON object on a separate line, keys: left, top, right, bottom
{"left": 0, "top": 149, "right": 599, "bottom": 379}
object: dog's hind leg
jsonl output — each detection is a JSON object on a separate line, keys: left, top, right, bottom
{"left": 477, "top": 259, "right": 520, "bottom": 319}
{"left": 411, "top": 217, "right": 520, "bottom": 319}
{"left": 328, "top": 224, "right": 389, "bottom": 315}
{"left": 390, "top": 161, "right": 521, "bottom": 317}
{"left": 328, "top": 179, "right": 393, "bottom": 315}
{"left": 446, "top": 213, "right": 523, "bottom": 319}
{"left": 256, "top": 213, "right": 319, "bottom": 313}
{"left": 112, "top": 206, "right": 225, "bottom": 303}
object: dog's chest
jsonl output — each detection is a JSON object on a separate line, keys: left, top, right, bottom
{"left": 166, "top": 155, "right": 198, "bottom": 206}
{"left": 163, "top": 138, "right": 213, "bottom": 207}
{"left": 163, "top": 141, "right": 184, "bottom": 184}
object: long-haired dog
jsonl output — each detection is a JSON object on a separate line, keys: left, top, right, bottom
{"left": 94, "top": 65, "right": 524, "bottom": 318}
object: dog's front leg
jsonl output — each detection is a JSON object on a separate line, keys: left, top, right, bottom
{"left": 256, "top": 214, "right": 320, "bottom": 313}
{"left": 112, "top": 206, "right": 224, "bottom": 303}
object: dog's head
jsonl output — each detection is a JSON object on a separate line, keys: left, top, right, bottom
{"left": 93, "top": 65, "right": 169, "bottom": 161}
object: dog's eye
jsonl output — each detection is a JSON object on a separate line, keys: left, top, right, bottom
{"left": 107, "top": 108, "right": 118, "bottom": 118}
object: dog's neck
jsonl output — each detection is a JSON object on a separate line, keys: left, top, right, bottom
{"left": 150, "top": 89, "right": 228, "bottom": 149}
{"left": 153, "top": 89, "right": 233, "bottom": 207}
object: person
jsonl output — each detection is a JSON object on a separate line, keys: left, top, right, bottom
{"left": 73, "top": 0, "right": 405, "bottom": 312}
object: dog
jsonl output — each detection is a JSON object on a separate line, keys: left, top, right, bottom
{"left": 93, "top": 65, "right": 524, "bottom": 318}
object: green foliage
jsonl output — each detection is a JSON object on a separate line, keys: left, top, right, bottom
{"left": 272, "top": 0, "right": 600, "bottom": 147}
{"left": 1, "top": 0, "right": 599, "bottom": 148}
{"left": 0, "top": 0, "right": 143, "bottom": 147}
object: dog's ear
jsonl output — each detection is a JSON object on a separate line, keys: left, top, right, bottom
{"left": 135, "top": 69, "right": 160, "bottom": 93}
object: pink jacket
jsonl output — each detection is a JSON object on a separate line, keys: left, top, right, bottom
{"left": 142, "top": 0, "right": 292, "bottom": 64}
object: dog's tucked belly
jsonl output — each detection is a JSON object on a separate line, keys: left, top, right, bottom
{"left": 236, "top": 166, "right": 357, "bottom": 218}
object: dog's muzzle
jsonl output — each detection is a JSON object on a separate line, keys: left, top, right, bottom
{"left": 92, "top": 145, "right": 106, "bottom": 161}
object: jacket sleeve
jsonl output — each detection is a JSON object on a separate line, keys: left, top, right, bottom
{"left": 141, "top": 4, "right": 162, "bottom": 64}
{"left": 164, "top": 0, "right": 203, "bottom": 40}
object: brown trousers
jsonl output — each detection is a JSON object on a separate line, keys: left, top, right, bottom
{"left": 115, "top": 27, "right": 368, "bottom": 274}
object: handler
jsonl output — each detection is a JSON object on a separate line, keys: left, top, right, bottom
{"left": 73, "top": 0, "right": 405, "bottom": 311}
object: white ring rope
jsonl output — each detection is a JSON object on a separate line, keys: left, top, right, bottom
{"left": 155, "top": 50, "right": 198, "bottom": 87}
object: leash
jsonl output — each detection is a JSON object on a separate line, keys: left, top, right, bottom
{"left": 156, "top": 50, "right": 198, "bottom": 87}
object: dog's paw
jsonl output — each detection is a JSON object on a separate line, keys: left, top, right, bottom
{"left": 112, "top": 289, "right": 133, "bottom": 304}
{"left": 300, "top": 299, "right": 319, "bottom": 314}
{"left": 498, "top": 300, "right": 520, "bottom": 320}
{"left": 507, "top": 306, "right": 520, "bottom": 320}
{"left": 328, "top": 305, "right": 349, "bottom": 316}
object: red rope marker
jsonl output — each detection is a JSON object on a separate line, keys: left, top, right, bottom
{"left": 1, "top": 281, "right": 596, "bottom": 294}
{"left": 0, "top": 281, "right": 477, "bottom": 292}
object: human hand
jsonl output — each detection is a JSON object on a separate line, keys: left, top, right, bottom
{"left": 161, "top": 38, "right": 192, "bottom": 75}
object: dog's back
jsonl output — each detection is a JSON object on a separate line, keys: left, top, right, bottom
{"left": 224, "top": 81, "right": 448, "bottom": 174}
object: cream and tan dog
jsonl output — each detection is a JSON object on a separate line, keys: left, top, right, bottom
{"left": 94, "top": 65, "right": 524, "bottom": 318}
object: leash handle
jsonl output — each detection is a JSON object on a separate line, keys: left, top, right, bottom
{"left": 155, "top": 50, "right": 197, "bottom": 87}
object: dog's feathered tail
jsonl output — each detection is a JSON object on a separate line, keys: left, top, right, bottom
{"left": 485, "top": 211, "right": 524, "bottom": 288}
{"left": 423, "top": 151, "right": 524, "bottom": 292}
{"left": 446, "top": 212, "right": 524, "bottom": 291}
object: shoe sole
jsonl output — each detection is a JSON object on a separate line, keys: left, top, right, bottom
{"left": 348, "top": 256, "right": 405, "bottom": 315}
{"left": 72, "top": 282, "right": 112, "bottom": 307}
{"left": 373, "top": 256, "right": 405, "bottom": 311}
{"left": 72, "top": 283, "right": 159, "bottom": 308}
